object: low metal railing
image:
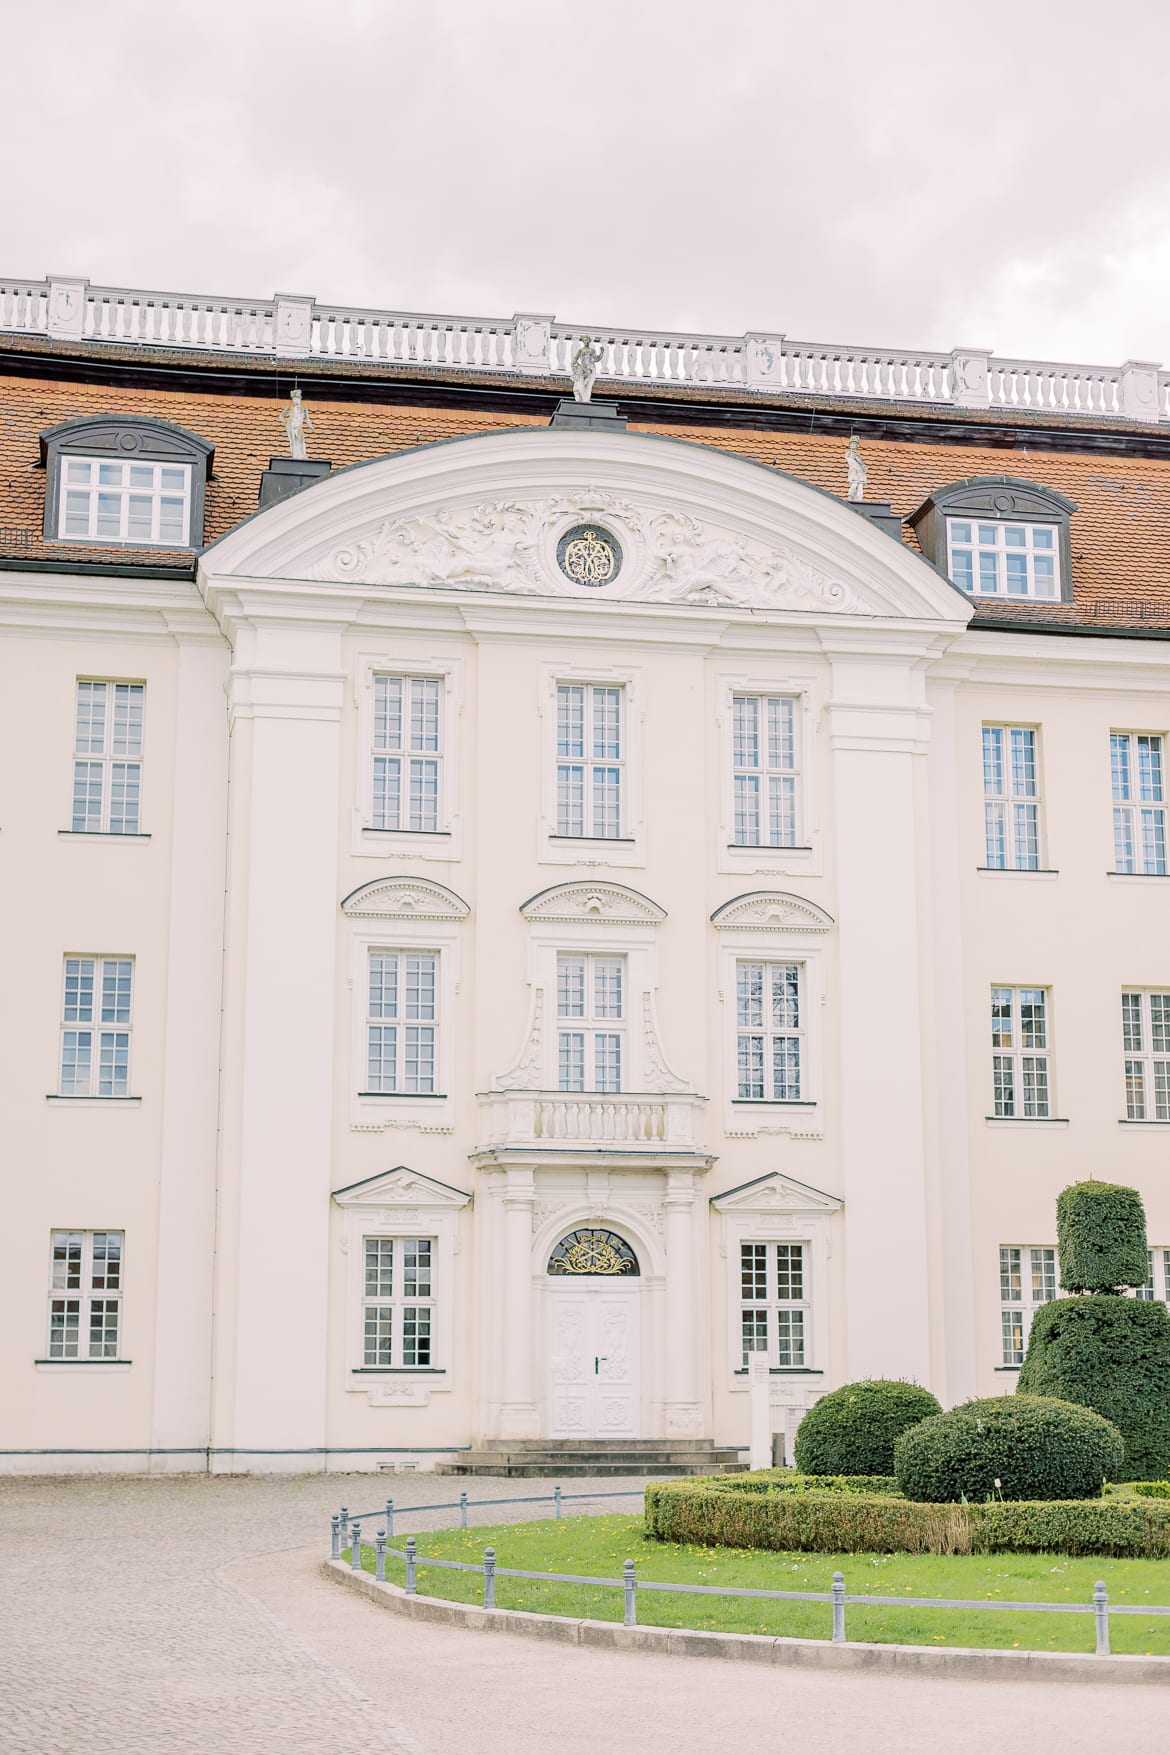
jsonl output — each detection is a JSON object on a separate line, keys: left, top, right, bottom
{"left": 329, "top": 1488, "right": 1170, "bottom": 1656}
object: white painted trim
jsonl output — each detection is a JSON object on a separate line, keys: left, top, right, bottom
{"left": 714, "top": 668, "right": 823, "bottom": 876}
{"left": 347, "top": 915, "right": 463, "bottom": 1132}
{"left": 537, "top": 660, "right": 645, "bottom": 867}
{"left": 350, "top": 650, "right": 465, "bottom": 860}
{"left": 716, "top": 911, "right": 829, "bottom": 1137}
{"left": 711, "top": 1175, "right": 838, "bottom": 1394}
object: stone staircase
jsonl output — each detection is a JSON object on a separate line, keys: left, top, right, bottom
{"left": 435, "top": 1438, "right": 746, "bottom": 1478}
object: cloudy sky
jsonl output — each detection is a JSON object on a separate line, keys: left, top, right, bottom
{"left": 6, "top": 0, "right": 1168, "bottom": 366}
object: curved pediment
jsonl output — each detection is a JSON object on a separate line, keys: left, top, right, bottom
{"left": 520, "top": 881, "right": 667, "bottom": 925}
{"left": 200, "top": 428, "right": 972, "bottom": 625}
{"left": 341, "top": 877, "right": 471, "bottom": 920}
{"left": 710, "top": 891, "right": 834, "bottom": 932}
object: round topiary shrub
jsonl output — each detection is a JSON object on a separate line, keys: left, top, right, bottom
{"left": 793, "top": 1379, "right": 942, "bottom": 1477}
{"left": 894, "top": 1395, "right": 1124, "bottom": 1503}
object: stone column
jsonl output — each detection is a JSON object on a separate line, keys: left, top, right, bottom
{"left": 663, "top": 1168, "right": 704, "bottom": 1436}
{"left": 498, "top": 1166, "right": 540, "bottom": 1437}
{"left": 827, "top": 640, "right": 934, "bottom": 1387}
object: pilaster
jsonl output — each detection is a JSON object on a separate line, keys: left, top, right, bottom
{"left": 663, "top": 1167, "right": 705, "bottom": 1436}
{"left": 498, "top": 1165, "right": 540, "bottom": 1437}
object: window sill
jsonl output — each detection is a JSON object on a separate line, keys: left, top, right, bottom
{"left": 46, "top": 1095, "right": 141, "bottom": 1107}
{"left": 357, "top": 1092, "right": 448, "bottom": 1100}
{"left": 976, "top": 867, "right": 1059, "bottom": 879}
{"left": 731, "top": 1100, "right": 816, "bottom": 1108}
{"left": 726, "top": 844, "right": 813, "bottom": 854}
{"left": 350, "top": 1368, "right": 447, "bottom": 1376}
{"left": 733, "top": 1367, "right": 825, "bottom": 1376}
{"left": 994, "top": 1365, "right": 1021, "bottom": 1373}
{"left": 35, "top": 1359, "right": 131, "bottom": 1372}
{"left": 548, "top": 835, "right": 636, "bottom": 845}
{"left": 1106, "top": 871, "right": 1170, "bottom": 882}
{"left": 985, "top": 1116, "right": 1068, "bottom": 1129}
{"left": 58, "top": 830, "right": 151, "bottom": 842}
{"left": 1119, "top": 1119, "right": 1170, "bottom": 1127}
{"left": 362, "top": 828, "right": 451, "bottom": 839}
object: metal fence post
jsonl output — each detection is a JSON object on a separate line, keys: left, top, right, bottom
{"left": 384, "top": 1497, "right": 394, "bottom": 1539}
{"left": 483, "top": 1546, "right": 496, "bottom": 1609}
{"left": 554, "top": 1485, "right": 562, "bottom": 1518}
{"left": 339, "top": 1505, "right": 349, "bottom": 1544}
{"left": 375, "top": 1529, "right": 386, "bottom": 1582}
{"left": 330, "top": 1514, "right": 340, "bottom": 1561}
{"left": 623, "top": 1559, "right": 638, "bottom": 1627}
{"left": 350, "top": 1521, "right": 362, "bottom": 1572}
{"left": 831, "top": 1571, "right": 846, "bottom": 1644}
{"left": 405, "top": 1537, "right": 418, "bottom": 1596}
{"left": 460, "top": 1490, "right": 469, "bottom": 1529}
{"left": 1093, "top": 1581, "right": 1110, "bottom": 1656}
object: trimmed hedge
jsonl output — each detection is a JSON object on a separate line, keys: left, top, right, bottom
{"left": 1132, "top": 1481, "right": 1170, "bottom": 1499}
{"left": 894, "top": 1395, "right": 1123, "bottom": 1503}
{"left": 1057, "top": 1180, "right": 1148, "bottom": 1293}
{"left": 1019, "top": 1295, "right": 1170, "bottom": 1481}
{"left": 643, "top": 1479, "right": 1170, "bottom": 1558}
{"left": 792, "top": 1379, "right": 941, "bottom": 1476}
{"left": 714, "top": 1470, "right": 899, "bottom": 1497}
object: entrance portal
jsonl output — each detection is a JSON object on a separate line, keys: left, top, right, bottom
{"left": 545, "top": 1229, "right": 641, "bottom": 1440}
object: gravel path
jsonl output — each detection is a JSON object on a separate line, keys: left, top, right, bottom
{"left": 0, "top": 1473, "right": 1162, "bottom": 1754}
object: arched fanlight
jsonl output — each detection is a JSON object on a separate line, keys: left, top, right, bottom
{"left": 547, "top": 1229, "right": 640, "bottom": 1277}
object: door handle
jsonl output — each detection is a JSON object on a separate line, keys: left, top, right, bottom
{"left": 594, "top": 1355, "right": 607, "bottom": 1374}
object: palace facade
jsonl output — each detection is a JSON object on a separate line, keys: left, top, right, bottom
{"left": 2, "top": 277, "right": 1168, "bottom": 1472}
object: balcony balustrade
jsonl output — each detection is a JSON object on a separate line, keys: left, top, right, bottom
{"left": 476, "top": 1089, "right": 706, "bottom": 1155}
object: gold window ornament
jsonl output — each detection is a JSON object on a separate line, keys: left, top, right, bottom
{"left": 547, "top": 1228, "right": 640, "bottom": 1276}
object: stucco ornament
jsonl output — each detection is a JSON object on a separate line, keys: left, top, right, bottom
{"left": 846, "top": 435, "right": 867, "bottom": 503}
{"left": 280, "top": 387, "right": 313, "bottom": 460}
{"left": 570, "top": 334, "right": 604, "bottom": 402}
{"left": 320, "top": 488, "right": 865, "bottom": 613}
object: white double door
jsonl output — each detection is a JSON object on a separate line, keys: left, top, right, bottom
{"left": 546, "top": 1282, "right": 641, "bottom": 1439}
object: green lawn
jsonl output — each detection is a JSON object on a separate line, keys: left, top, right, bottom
{"left": 346, "top": 1513, "right": 1170, "bottom": 1655}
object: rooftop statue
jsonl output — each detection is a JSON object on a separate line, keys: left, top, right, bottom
{"left": 846, "top": 434, "right": 867, "bottom": 503}
{"left": 280, "top": 386, "right": 314, "bottom": 460}
{"left": 570, "top": 335, "right": 604, "bottom": 403}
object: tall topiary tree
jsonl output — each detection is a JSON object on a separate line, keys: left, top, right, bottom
{"left": 1019, "top": 1180, "right": 1170, "bottom": 1479}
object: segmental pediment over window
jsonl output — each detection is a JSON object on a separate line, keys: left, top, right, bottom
{"left": 519, "top": 881, "right": 667, "bottom": 926}
{"left": 341, "top": 877, "right": 471, "bottom": 920}
{"left": 710, "top": 891, "right": 834, "bottom": 932}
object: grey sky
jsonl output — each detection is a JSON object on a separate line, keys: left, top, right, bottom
{"left": 6, "top": 0, "right": 1169, "bottom": 366}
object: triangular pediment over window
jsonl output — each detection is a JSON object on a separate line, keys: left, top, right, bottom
{"left": 711, "top": 1172, "right": 841, "bottom": 1215}
{"left": 332, "top": 1167, "right": 472, "bottom": 1209}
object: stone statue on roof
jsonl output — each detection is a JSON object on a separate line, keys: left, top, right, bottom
{"left": 280, "top": 386, "right": 314, "bottom": 460}
{"left": 570, "top": 335, "right": 604, "bottom": 403}
{"left": 846, "top": 435, "right": 867, "bottom": 502}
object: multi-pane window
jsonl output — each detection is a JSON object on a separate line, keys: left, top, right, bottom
{"left": 1111, "top": 734, "right": 1167, "bottom": 874}
{"left": 72, "top": 681, "right": 144, "bottom": 834}
{"left": 58, "top": 457, "right": 191, "bottom": 546}
{"left": 736, "top": 962, "right": 802, "bottom": 1101}
{"left": 555, "top": 683, "right": 623, "bottom": 838}
{"left": 740, "top": 1241, "right": 808, "bottom": 1368}
{"left": 47, "top": 1232, "right": 123, "bottom": 1359}
{"left": 982, "top": 726, "right": 1040, "bottom": 869}
{"left": 59, "top": 958, "right": 133, "bottom": 1097}
{"left": 557, "top": 954, "right": 624, "bottom": 1092}
{"left": 1122, "top": 991, "right": 1170, "bottom": 1121}
{"left": 366, "top": 952, "right": 438, "bottom": 1094}
{"left": 991, "top": 986, "right": 1051, "bottom": 1118}
{"left": 1135, "top": 1249, "right": 1170, "bottom": 1304}
{"left": 371, "top": 676, "right": 442, "bottom": 832}
{"left": 999, "top": 1246, "right": 1056, "bottom": 1365}
{"left": 947, "top": 520, "right": 1059, "bottom": 599}
{"left": 361, "top": 1236, "right": 434, "bottom": 1366}
{"left": 731, "top": 694, "right": 798, "bottom": 847}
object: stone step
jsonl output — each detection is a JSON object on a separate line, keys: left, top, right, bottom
{"left": 477, "top": 1437, "right": 732, "bottom": 1453}
{"left": 434, "top": 1460, "right": 718, "bottom": 1478}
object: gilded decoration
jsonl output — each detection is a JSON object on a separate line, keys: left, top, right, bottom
{"left": 547, "top": 1228, "right": 640, "bottom": 1276}
{"left": 556, "top": 523, "right": 622, "bottom": 586}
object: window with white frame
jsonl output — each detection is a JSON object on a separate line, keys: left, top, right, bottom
{"left": 982, "top": 725, "right": 1041, "bottom": 869}
{"left": 740, "top": 1241, "right": 808, "bottom": 1367}
{"left": 947, "top": 519, "right": 1059, "bottom": 599}
{"left": 58, "top": 457, "right": 191, "bottom": 546}
{"left": 731, "top": 694, "right": 798, "bottom": 847}
{"left": 71, "top": 680, "right": 144, "bottom": 834}
{"left": 991, "top": 986, "right": 1051, "bottom": 1118}
{"left": 47, "top": 1231, "right": 123, "bottom": 1358}
{"left": 999, "top": 1245, "right": 1056, "bottom": 1365}
{"left": 736, "top": 961, "right": 802, "bottom": 1101}
{"left": 1111, "top": 734, "right": 1167, "bottom": 875}
{"left": 361, "top": 1236, "right": 435, "bottom": 1366}
{"left": 1122, "top": 991, "right": 1170, "bottom": 1122}
{"left": 59, "top": 957, "right": 133, "bottom": 1097}
{"left": 371, "top": 675, "right": 442, "bottom": 832}
{"left": 555, "top": 683, "right": 623, "bottom": 838}
{"left": 1135, "top": 1248, "right": 1170, "bottom": 1303}
{"left": 365, "top": 951, "right": 438, "bottom": 1094}
{"left": 557, "top": 953, "right": 625, "bottom": 1091}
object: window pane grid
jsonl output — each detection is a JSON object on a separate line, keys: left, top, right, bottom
{"left": 59, "top": 458, "right": 191, "bottom": 546}
{"left": 1111, "top": 734, "right": 1167, "bottom": 874}
{"left": 732, "top": 694, "right": 798, "bottom": 846}
{"left": 739, "top": 1241, "right": 808, "bottom": 1368}
{"left": 371, "top": 676, "right": 443, "bottom": 831}
{"left": 991, "top": 987, "right": 1050, "bottom": 1117}
{"left": 365, "top": 952, "right": 438, "bottom": 1094}
{"left": 72, "top": 682, "right": 143, "bottom": 833}
{"left": 47, "top": 1231, "right": 123, "bottom": 1358}
{"left": 982, "top": 726, "right": 1040, "bottom": 869}
{"left": 556, "top": 954, "right": 625, "bottom": 1092}
{"left": 360, "top": 1237, "right": 435, "bottom": 1367}
{"left": 1122, "top": 991, "right": 1170, "bottom": 1121}
{"left": 736, "top": 962, "right": 803, "bottom": 1101}
{"left": 556, "top": 683, "right": 623, "bottom": 837}
{"left": 948, "top": 519, "right": 1059, "bottom": 599}
{"left": 999, "top": 1245, "right": 1055, "bottom": 1365}
{"left": 60, "top": 958, "right": 132, "bottom": 1097}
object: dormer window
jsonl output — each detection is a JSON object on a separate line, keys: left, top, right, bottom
{"left": 909, "top": 477, "right": 1075, "bottom": 605}
{"left": 41, "top": 415, "right": 213, "bottom": 550}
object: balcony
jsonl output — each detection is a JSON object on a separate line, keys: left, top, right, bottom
{"left": 475, "top": 1090, "right": 707, "bottom": 1157}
